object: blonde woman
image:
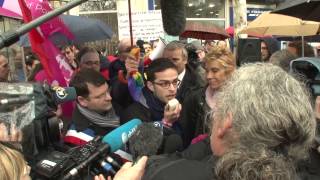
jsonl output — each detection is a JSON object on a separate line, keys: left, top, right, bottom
{"left": 180, "top": 46, "right": 236, "bottom": 148}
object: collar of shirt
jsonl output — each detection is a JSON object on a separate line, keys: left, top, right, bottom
{"left": 177, "top": 68, "right": 186, "bottom": 89}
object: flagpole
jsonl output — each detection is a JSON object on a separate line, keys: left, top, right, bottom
{"left": 0, "top": 0, "right": 88, "bottom": 49}
{"left": 128, "top": 0, "right": 133, "bottom": 46}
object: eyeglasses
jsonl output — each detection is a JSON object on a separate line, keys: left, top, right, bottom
{"left": 153, "top": 79, "right": 181, "bottom": 89}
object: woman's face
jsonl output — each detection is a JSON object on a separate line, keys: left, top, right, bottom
{"left": 205, "top": 60, "right": 230, "bottom": 91}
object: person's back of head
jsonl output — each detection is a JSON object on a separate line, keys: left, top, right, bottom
{"left": 0, "top": 143, "right": 29, "bottom": 180}
{"left": 216, "top": 144, "right": 297, "bottom": 180}
{"left": 269, "top": 49, "right": 298, "bottom": 72}
{"left": 213, "top": 63, "right": 316, "bottom": 179}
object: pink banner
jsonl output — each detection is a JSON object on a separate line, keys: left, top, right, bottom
{"left": 25, "top": 0, "right": 74, "bottom": 86}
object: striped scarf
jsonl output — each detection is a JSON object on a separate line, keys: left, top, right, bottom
{"left": 77, "top": 104, "right": 119, "bottom": 128}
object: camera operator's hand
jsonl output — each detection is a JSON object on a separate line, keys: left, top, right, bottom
{"left": 0, "top": 123, "right": 22, "bottom": 142}
{"left": 114, "top": 156, "right": 148, "bottom": 180}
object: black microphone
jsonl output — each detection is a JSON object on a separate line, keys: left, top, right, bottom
{"left": 129, "top": 122, "right": 164, "bottom": 161}
{"left": 161, "top": 0, "right": 186, "bottom": 36}
{"left": 0, "top": 95, "right": 32, "bottom": 105}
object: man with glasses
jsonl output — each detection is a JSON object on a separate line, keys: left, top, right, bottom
{"left": 64, "top": 68, "right": 119, "bottom": 146}
{"left": 120, "top": 58, "right": 182, "bottom": 130}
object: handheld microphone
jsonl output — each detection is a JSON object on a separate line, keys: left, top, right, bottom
{"left": 129, "top": 122, "right": 163, "bottom": 161}
{"left": 161, "top": 0, "right": 186, "bottom": 36}
{"left": 102, "top": 118, "right": 142, "bottom": 153}
{"left": 48, "top": 85, "right": 77, "bottom": 105}
{"left": 63, "top": 119, "right": 142, "bottom": 180}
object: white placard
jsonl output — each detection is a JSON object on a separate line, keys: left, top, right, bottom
{"left": 117, "top": 10, "right": 164, "bottom": 41}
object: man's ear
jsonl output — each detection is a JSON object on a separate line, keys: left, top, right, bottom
{"left": 217, "top": 113, "right": 233, "bottom": 139}
{"left": 77, "top": 96, "right": 88, "bottom": 107}
{"left": 146, "top": 81, "right": 155, "bottom": 92}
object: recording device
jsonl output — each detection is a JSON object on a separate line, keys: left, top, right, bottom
{"left": 0, "top": 82, "right": 76, "bottom": 129}
{"left": 161, "top": 0, "right": 186, "bottom": 36}
{"left": 290, "top": 57, "right": 320, "bottom": 96}
{"left": 63, "top": 118, "right": 142, "bottom": 179}
{"left": 35, "top": 119, "right": 142, "bottom": 180}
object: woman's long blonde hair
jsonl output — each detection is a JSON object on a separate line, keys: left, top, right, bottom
{"left": 0, "top": 143, "right": 28, "bottom": 180}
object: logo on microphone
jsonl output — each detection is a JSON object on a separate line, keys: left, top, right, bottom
{"left": 53, "top": 86, "right": 68, "bottom": 99}
{"left": 121, "top": 132, "right": 128, "bottom": 143}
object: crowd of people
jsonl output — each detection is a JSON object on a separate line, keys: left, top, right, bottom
{"left": 0, "top": 36, "right": 320, "bottom": 180}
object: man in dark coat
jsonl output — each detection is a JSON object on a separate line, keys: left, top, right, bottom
{"left": 120, "top": 59, "right": 181, "bottom": 129}
{"left": 162, "top": 41, "right": 204, "bottom": 103}
{"left": 64, "top": 68, "right": 119, "bottom": 146}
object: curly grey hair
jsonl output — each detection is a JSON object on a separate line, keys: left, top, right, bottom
{"left": 213, "top": 63, "right": 316, "bottom": 180}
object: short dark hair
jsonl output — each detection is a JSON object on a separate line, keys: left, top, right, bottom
{"left": 288, "top": 41, "right": 314, "bottom": 57}
{"left": 145, "top": 58, "right": 178, "bottom": 82}
{"left": 76, "top": 47, "right": 99, "bottom": 64}
{"left": 70, "top": 68, "right": 106, "bottom": 98}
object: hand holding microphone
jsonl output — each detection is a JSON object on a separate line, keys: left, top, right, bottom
{"left": 163, "top": 98, "right": 182, "bottom": 125}
{"left": 94, "top": 156, "right": 148, "bottom": 180}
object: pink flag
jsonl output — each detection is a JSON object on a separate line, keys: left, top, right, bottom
{"left": 20, "top": 0, "right": 74, "bottom": 86}
{"left": 19, "top": 0, "right": 75, "bottom": 118}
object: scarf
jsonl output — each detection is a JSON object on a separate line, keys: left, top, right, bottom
{"left": 205, "top": 87, "right": 217, "bottom": 111}
{"left": 141, "top": 88, "right": 166, "bottom": 121}
{"left": 77, "top": 104, "right": 119, "bottom": 128}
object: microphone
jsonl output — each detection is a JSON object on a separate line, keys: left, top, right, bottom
{"left": 129, "top": 122, "right": 164, "bottom": 161}
{"left": 0, "top": 95, "right": 32, "bottom": 105}
{"left": 47, "top": 85, "right": 77, "bottom": 105}
{"left": 63, "top": 119, "right": 142, "bottom": 179}
{"left": 161, "top": 0, "right": 186, "bottom": 36}
{"left": 100, "top": 160, "right": 116, "bottom": 175}
{"left": 102, "top": 119, "right": 142, "bottom": 153}
{"left": 105, "top": 156, "right": 121, "bottom": 169}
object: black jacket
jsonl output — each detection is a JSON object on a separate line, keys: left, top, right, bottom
{"left": 143, "top": 137, "right": 215, "bottom": 180}
{"left": 180, "top": 87, "right": 211, "bottom": 147}
{"left": 176, "top": 64, "right": 204, "bottom": 104}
